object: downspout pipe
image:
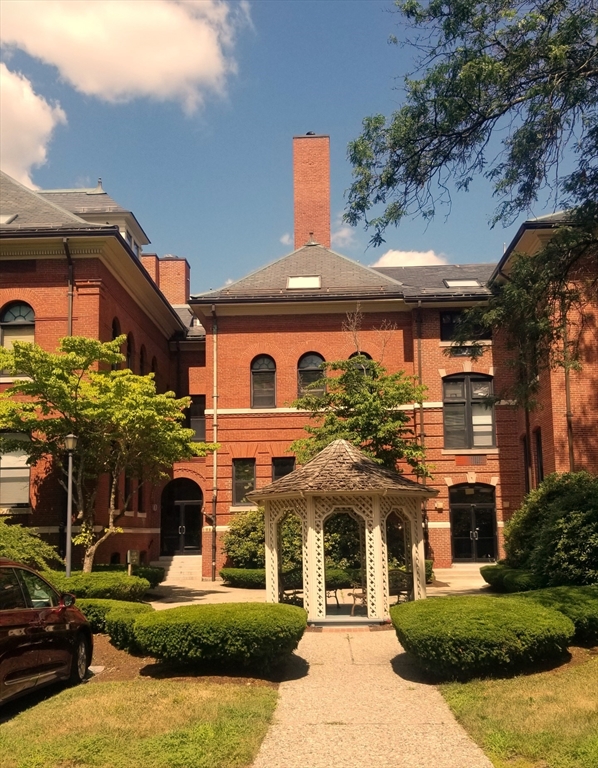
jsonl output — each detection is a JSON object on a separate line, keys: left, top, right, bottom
{"left": 416, "top": 301, "right": 429, "bottom": 557}
{"left": 211, "top": 305, "right": 218, "bottom": 581}
{"left": 63, "top": 238, "right": 74, "bottom": 336}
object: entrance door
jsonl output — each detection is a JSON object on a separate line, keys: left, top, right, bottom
{"left": 161, "top": 479, "right": 202, "bottom": 556}
{"left": 449, "top": 484, "right": 497, "bottom": 562}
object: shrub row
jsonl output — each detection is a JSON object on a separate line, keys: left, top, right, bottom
{"left": 517, "top": 585, "right": 598, "bottom": 645}
{"left": 134, "top": 603, "right": 307, "bottom": 670}
{"left": 77, "top": 598, "right": 154, "bottom": 652}
{"left": 44, "top": 570, "right": 150, "bottom": 601}
{"left": 220, "top": 565, "right": 431, "bottom": 590}
{"left": 480, "top": 563, "right": 542, "bottom": 593}
{"left": 93, "top": 564, "right": 166, "bottom": 589}
{"left": 390, "top": 595, "right": 574, "bottom": 680}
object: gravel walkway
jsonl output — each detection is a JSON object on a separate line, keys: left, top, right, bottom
{"left": 252, "top": 629, "right": 493, "bottom": 768}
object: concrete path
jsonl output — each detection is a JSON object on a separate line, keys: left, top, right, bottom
{"left": 252, "top": 630, "right": 493, "bottom": 768}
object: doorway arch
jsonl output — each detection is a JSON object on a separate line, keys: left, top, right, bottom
{"left": 449, "top": 483, "right": 497, "bottom": 562}
{"left": 160, "top": 478, "right": 203, "bottom": 556}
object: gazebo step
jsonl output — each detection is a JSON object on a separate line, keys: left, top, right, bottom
{"left": 308, "top": 617, "right": 389, "bottom": 628}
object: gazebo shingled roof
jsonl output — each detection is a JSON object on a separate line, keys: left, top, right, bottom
{"left": 248, "top": 439, "right": 437, "bottom": 499}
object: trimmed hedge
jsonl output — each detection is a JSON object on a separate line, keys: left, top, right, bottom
{"left": 44, "top": 570, "right": 150, "bottom": 601}
{"left": 425, "top": 560, "right": 434, "bottom": 584}
{"left": 220, "top": 567, "right": 356, "bottom": 591}
{"left": 93, "top": 564, "right": 166, "bottom": 589}
{"left": 220, "top": 568, "right": 266, "bottom": 589}
{"left": 480, "top": 563, "right": 542, "bottom": 593}
{"left": 134, "top": 602, "right": 307, "bottom": 670}
{"left": 517, "top": 585, "right": 598, "bottom": 645}
{"left": 390, "top": 595, "right": 574, "bottom": 680}
{"left": 77, "top": 598, "right": 154, "bottom": 652}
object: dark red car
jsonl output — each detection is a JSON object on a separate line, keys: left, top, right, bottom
{"left": 0, "top": 559, "right": 92, "bottom": 705}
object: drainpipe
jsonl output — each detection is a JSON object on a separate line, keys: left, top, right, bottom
{"left": 211, "top": 305, "right": 219, "bottom": 581}
{"left": 63, "top": 238, "right": 74, "bottom": 336}
{"left": 562, "top": 307, "right": 575, "bottom": 472}
{"left": 416, "top": 301, "right": 429, "bottom": 557}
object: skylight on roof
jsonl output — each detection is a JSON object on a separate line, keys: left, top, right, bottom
{"left": 287, "top": 275, "right": 321, "bottom": 289}
{"left": 443, "top": 279, "right": 481, "bottom": 288}
{"left": 0, "top": 214, "right": 18, "bottom": 225}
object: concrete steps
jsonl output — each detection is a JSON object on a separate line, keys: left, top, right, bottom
{"left": 150, "top": 554, "right": 203, "bottom": 587}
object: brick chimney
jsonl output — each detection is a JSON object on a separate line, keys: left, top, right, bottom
{"left": 157, "top": 255, "right": 190, "bottom": 305}
{"left": 293, "top": 134, "right": 330, "bottom": 249}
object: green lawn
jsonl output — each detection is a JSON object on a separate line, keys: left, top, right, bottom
{"left": 0, "top": 679, "right": 277, "bottom": 768}
{"left": 440, "top": 651, "right": 598, "bottom": 768}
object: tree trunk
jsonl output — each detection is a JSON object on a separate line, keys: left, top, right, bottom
{"left": 82, "top": 527, "right": 117, "bottom": 573}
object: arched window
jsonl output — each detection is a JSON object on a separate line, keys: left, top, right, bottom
{"left": 443, "top": 374, "right": 495, "bottom": 449}
{"left": 349, "top": 351, "right": 373, "bottom": 375}
{"left": 111, "top": 317, "right": 121, "bottom": 340}
{"left": 251, "top": 355, "right": 276, "bottom": 408}
{"left": 139, "top": 345, "right": 146, "bottom": 376}
{"left": 298, "top": 353, "right": 325, "bottom": 397}
{"left": 0, "top": 302, "right": 35, "bottom": 350}
{"left": 126, "top": 334, "right": 135, "bottom": 371}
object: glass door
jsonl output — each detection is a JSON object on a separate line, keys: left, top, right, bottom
{"left": 449, "top": 484, "right": 497, "bottom": 562}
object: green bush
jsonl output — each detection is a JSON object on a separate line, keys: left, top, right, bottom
{"left": 220, "top": 568, "right": 266, "bottom": 589}
{"left": 93, "top": 564, "right": 165, "bottom": 589}
{"left": 44, "top": 570, "right": 149, "bottom": 601}
{"left": 324, "top": 568, "right": 354, "bottom": 590}
{"left": 0, "top": 520, "right": 62, "bottom": 570}
{"left": 390, "top": 595, "right": 574, "bottom": 680}
{"left": 134, "top": 603, "right": 307, "bottom": 670}
{"left": 425, "top": 560, "right": 434, "bottom": 584}
{"left": 480, "top": 563, "right": 542, "bottom": 593}
{"left": 505, "top": 471, "right": 598, "bottom": 586}
{"left": 517, "top": 586, "right": 598, "bottom": 645}
{"left": 76, "top": 598, "right": 153, "bottom": 651}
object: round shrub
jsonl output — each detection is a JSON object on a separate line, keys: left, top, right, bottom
{"left": 517, "top": 586, "right": 598, "bottom": 645}
{"left": 105, "top": 603, "right": 154, "bottom": 652}
{"left": 44, "top": 570, "right": 149, "bottom": 601}
{"left": 94, "top": 564, "right": 166, "bottom": 589}
{"left": 134, "top": 602, "right": 307, "bottom": 670}
{"left": 390, "top": 595, "right": 575, "bottom": 680}
{"left": 77, "top": 598, "right": 153, "bottom": 635}
{"left": 480, "top": 564, "right": 542, "bottom": 593}
{"left": 505, "top": 471, "right": 598, "bottom": 586}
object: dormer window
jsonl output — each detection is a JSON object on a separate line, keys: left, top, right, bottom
{"left": 287, "top": 276, "right": 321, "bottom": 290}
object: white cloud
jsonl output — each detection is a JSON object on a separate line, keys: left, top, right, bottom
{"left": 0, "top": 0, "right": 249, "bottom": 113}
{"left": 331, "top": 224, "right": 355, "bottom": 249}
{"left": 370, "top": 249, "right": 448, "bottom": 267}
{"left": 0, "top": 63, "right": 66, "bottom": 187}
{"left": 280, "top": 233, "right": 292, "bottom": 246}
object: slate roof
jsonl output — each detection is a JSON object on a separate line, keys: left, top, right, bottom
{"left": 191, "top": 242, "right": 405, "bottom": 303}
{"left": 0, "top": 171, "right": 106, "bottom": 230}
{"left": 373, "top": 263, "right": 495, "bottom": 300}
{"left": 172, "top": 305, "right": 206, "bottom": 338}
{"left": 247, "top": 439, "right": 436, "bottom": 499}
{"left": 38, "top": 184, "right": 128, "bottom": 215}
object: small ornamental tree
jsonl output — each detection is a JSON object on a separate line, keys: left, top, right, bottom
{"left": 0, "top": 336, "right": 216, "bottom": 572}
{"left": 0, "top": 520, "right": 62, "bottom": 570}
{"left": 290, "top": 355, "right": 428, "bottom": 475}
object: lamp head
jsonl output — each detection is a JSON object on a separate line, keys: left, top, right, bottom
{"left": 64, "top": 433, "right": 78, "bottom": 452}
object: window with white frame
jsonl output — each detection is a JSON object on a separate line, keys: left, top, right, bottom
{"left": 1, "top": 302, "right": 35, "bottom": 351}
{"left": 0, "top": 434, "right": 31, "bottom": 508}
{"left": 443, "top": 375, "right": 495, "bottom": 449}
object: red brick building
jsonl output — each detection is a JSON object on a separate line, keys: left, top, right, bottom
{"left": 1, "top": 135, "right": 596, "bottom": 580}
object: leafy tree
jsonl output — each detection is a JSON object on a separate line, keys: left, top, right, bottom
{"left": 0, "top": 336, "right": 215, "bottom": 572}
{"left": 0, "top": 520, "right": 62, "bottom": 570}
{"left": 345, "top": 0, "right": 598, "bottom": 468}
{"left": 346, "top": 0, "right": 598, "bottom": 239}
{"left": 290, "top": 355, "right": 428, "bottom": 475}
{"left": 222, "top": 508, "right": 303, "bottom": 570}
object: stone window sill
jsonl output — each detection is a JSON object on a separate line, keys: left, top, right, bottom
{"left": 441, "top": 448, "right": 499, "bottom": 455}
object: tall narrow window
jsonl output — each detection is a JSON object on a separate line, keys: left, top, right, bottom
{"left": 0, "top": 302, "right": 35, "bottom": 350}
{"left": 522, "top": 435, "right": 531, "bottom": 494}
{"left": 188, "top": 395, "right": 206, "bottom": 441}
{"left": 126, "top": 334, "right": 135, "bottom": 371}
{"left": 272, "top": 457, "right": 295, "bottom": 482}
{"left": 0, "top": 434, "right": 30, "bottom": 508}
{"left": 443, "top": 375, "right": 495, "bottom": 449}
{"left": 139, "top": 345, "right": 146, "bottom": 375}
{"left": 232, "top": 459, "right": 255, "bottom": 505}
{"left": 137, "top": 479, "right": 145, "bottom": 515}
{"left": 111, "top": 318, "right": 121, "bottom": 370}
{"left": 298, "top": 353, "right": 325, "bottom": 396}
{"left": 535, "top": 429, "right": 544, "bottom": 484}
{"left": 251, "top": 356, "right": 276, "bottom": 408}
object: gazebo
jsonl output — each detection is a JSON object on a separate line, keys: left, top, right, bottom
{"left": 247, "top": 440, "right": 437, "bottom": 623}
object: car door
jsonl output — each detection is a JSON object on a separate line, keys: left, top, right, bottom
{"left": 16, "top": 569, "right": 72, "bottom": 683}
{"left": 0, "top": 566, "right": 40, "bottom": 704}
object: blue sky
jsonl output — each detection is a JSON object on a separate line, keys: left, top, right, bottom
{"left": 0, "top": 0, "right": 557, "bottom": 294}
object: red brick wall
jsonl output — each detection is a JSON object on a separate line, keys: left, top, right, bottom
{"left": 293, "top": 135, "right": 331, "bottom": 249}
{"left": 158, "top": 257, "right": 190, "bottom": 305}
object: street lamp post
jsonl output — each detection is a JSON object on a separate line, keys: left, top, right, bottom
{"left": 64, "top": 433, "right": 78, "bottom": 577}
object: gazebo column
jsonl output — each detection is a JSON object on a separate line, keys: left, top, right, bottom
{"left": 370, "top": 497, "right": 387, "bottom": 619}
{"left": 409, "top": 499, "right": 427, "bottom": 600}
{"left": 304, "top": 495, "right": 325, "bottom": 621}
{"left": 264, "top": 501, "right": 280, "bottom": 604}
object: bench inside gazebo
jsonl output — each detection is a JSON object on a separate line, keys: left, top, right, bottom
{"left": 247, "top": 439, "right": 437, "bottom": 623}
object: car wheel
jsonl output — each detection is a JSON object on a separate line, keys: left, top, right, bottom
{"left": 69, "top": 635, "right": 89, "bottom": 684}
